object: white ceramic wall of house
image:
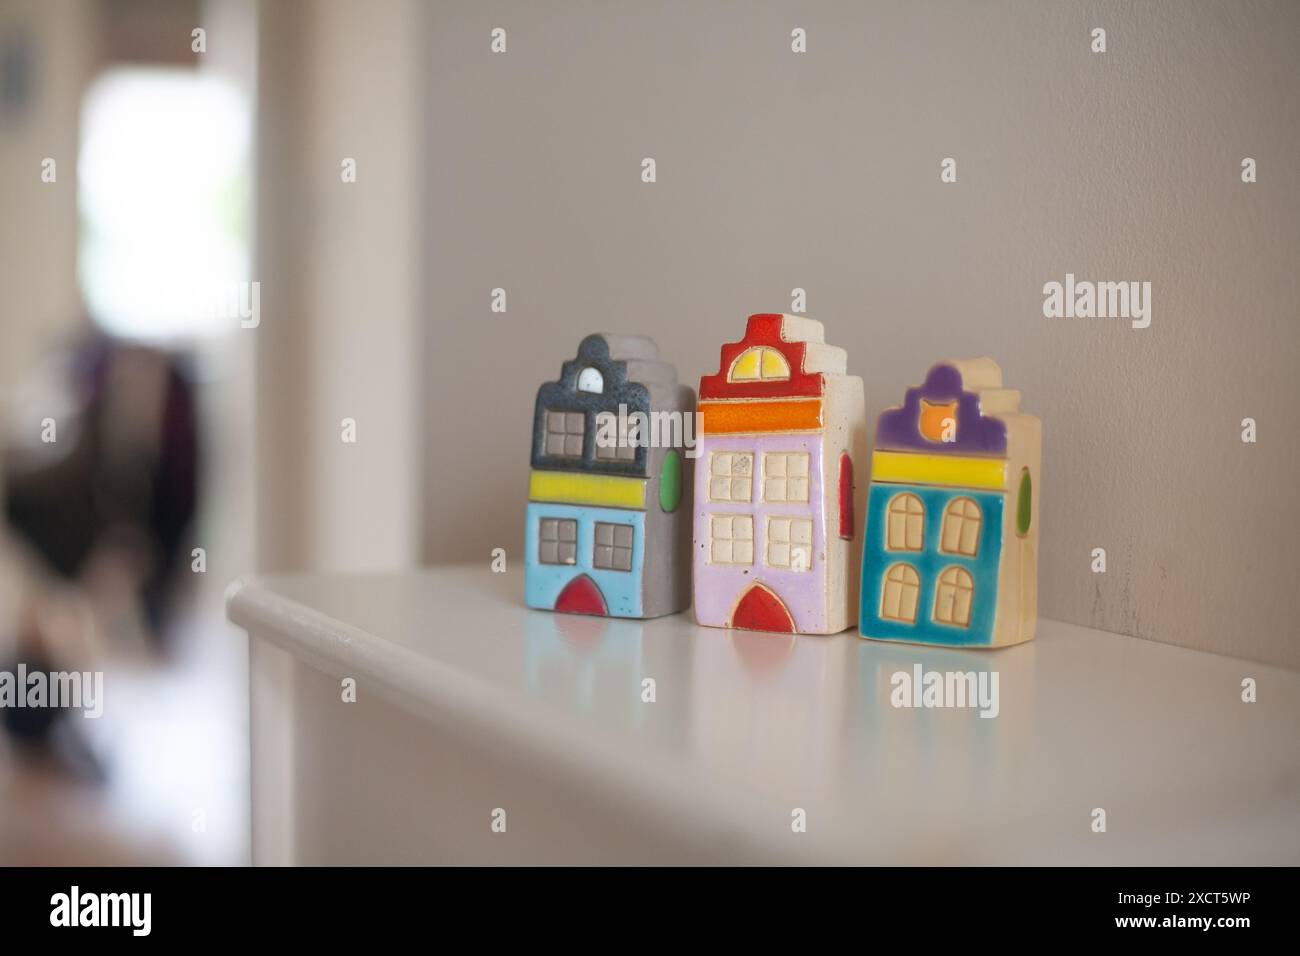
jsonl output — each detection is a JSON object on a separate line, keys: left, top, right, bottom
{"left": 418, "top": 0, "right": 1300, "bottom": 667}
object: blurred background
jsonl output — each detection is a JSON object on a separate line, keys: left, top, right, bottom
{"left": 1, "top": 0, "right": 1296, "bottom": 864}
{"left": 0, "top": 0, "right": 259, "bottom": 864}
{"left": 1, "top": 0, "right": 423, "bottom": 865}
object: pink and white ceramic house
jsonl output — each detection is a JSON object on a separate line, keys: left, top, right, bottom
{"left": 692, "top": 314, "right": 867, "bottom": 634}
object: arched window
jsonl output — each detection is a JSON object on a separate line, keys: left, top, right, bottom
{"left": 934, "top": 566, "right": 974, "bottom": 627}
{"left": 940, "top": 497, "right": 982, "bottom": 556}
{"left": 576, "top": 367, "right": 604, "bottom": 393}
{"left": 838, "top": 453, "right": 854, "bottom": 539}
{"left": 886, "top": 493, "right": 924, "bottom": 551}
{"left": 880, "top": 563, "right": 920, "bottom": 624}
{"left": 728, "top": 346, "right": 790, "bottom": 382}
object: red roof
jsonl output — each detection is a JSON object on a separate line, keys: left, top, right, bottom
{"left": 699, "top": 314, "right": 825, "bottom": 400}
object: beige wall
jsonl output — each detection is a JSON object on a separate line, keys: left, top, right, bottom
{"left": 420, "top": 0, "right": 1300, "bottom": 666}
{"left": 0, "top": 0, "right": 97, "bottom": 383}
{"left": 255, "top": 0, "right": 424, "bottom": 574}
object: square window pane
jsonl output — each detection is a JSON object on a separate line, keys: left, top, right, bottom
{"left": 791, "top": 519, "right": 812, "bottom": 545}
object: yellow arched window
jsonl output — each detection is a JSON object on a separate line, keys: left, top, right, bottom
{"left": 880, "top": 563, "right": 920, "bottom": 624}
{"left": 728, "top": 346, "right": 790, "bottom": 382}
{"left": 886, "top": 493, "right": 924, "bottom": 550}
{"left": 934, "top": 566, "right": 974, "bottom": 627}
{"left": 940, "top": 497, "right": 982, "bottom": 556}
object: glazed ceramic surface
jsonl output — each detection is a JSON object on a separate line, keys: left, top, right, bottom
{"left": 525, "top": 334, "right": 694, "bottom": 619}
{"left": 692, "top": 314, "right": 867, "bottom": 635}
{"left": 860, "top": 359, "right": 1040, "bottom": 648}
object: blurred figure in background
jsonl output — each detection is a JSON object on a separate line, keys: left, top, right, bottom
{"left": 2, "top": 329, "right": 200, "bottom": 770}
{"left": 0, "top": 0, "right": 253, "bottom": 864}
{"left": 6, "top": 333, "right": 200, "bottom": 639}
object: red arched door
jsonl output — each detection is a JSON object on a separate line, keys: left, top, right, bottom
{"left": 730, "top": 584, "right": 794, "bottom": 632}
{"left": 555, "top": 574, "right": 607, "bottom": 616}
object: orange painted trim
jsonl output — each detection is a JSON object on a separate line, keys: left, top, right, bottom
{"left": 701, "top": 399, "right": 823, "bottom": 434}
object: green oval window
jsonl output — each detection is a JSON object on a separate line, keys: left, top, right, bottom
{"left": 660, "top": 450, "right": 682, "bottom": 512}
{"left": 1015, "top": 467, "right": 1032, "bottom": 537}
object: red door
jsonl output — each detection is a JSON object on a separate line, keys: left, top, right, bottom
{"left": 730, "top": 584, "right": 795, "bottom": 633}
{"left": 555, "top": 574, "right": 607, "bottom": 616}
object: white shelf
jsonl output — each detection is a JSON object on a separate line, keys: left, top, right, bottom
{"left": 228, "top": 564, "right": 1300, "bottom": 865}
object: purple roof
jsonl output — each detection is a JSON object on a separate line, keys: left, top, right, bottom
{"left": 875, "top": 363, "right": 1008, "bottom": 455}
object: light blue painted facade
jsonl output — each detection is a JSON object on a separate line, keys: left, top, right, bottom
{"left": 524, "top": 502, "right": 647, "bottom": 618}
{"left": 860, "top": 484, "right": 1004, "bottom": 647}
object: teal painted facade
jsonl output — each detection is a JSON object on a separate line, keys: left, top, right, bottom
{"left": 860, "top": 484, "right": 1004, "bottom": 647}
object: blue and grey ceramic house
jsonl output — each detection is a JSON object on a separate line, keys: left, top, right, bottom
{"left": 524, "top": 334, "right": 694, "bottom": 618}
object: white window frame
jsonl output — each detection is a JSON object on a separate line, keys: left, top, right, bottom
{"left": 933, "top": 565, "right": 974, "bottom": 627}
{"left": 709, "top": 514, "right": 754, "bottom": 565}
{"left": 886, "top": 493, "right": 925, "bottom": 551}
{"left": 762, "top": 451, "right": 810, "bottom": 503}
{"left": 881, "top": 562, "right": 921, "bottom": 623}
{"left": 707, "top": 451, "right": 753, "bottom": 503}
{"left": 940, "top": 497, "right": 982, "bottom": 556}
{"left": 765, "top": 515, "right": 813, "bottom": 572}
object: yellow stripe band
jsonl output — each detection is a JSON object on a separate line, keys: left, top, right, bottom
{"left": 871, "top": 450, "right": 1007, "bottom": 490}
{"left": 529, "top": 470, "right": 646, "bottom": 509}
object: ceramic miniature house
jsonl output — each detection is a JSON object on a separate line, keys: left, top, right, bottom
{"left": 859, "top": 359, "right": 1041, "bottom": 648}
{"left": 524, "top": 334, "right": 694, "bottom": 618}
{"left": 692, "top": 314, "right": 867, "bottom": 634}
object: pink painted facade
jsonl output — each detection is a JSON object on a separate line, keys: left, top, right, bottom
{"left": 691, "top": 314, "right": 865, "bottom": 635}
{"left": 692, "top": 434, "right": 829, "bottom": 632}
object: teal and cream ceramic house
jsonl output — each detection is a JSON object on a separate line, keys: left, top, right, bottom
{"left": 859, "top": 359, "right": 1041, "bottom": 648}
